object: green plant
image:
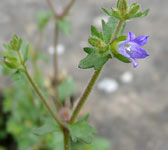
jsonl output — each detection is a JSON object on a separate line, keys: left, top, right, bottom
{"left": 0, "top": 0, "right": 149, "bottom": 150}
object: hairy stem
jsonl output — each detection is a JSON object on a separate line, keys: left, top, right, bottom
{"left": 63, "top": 129, "right": 70, "bottom": 150}
{"left": 70, "top": 68, "right": 102, "bottom": 124}
{"left": 70, "top": 19, "right": 125, "bottom": 124}
{"left": 114, "top": 19, "right": 124, "bottom": 38}
{"left": 17, "top": 51, "right": 64, "bottom": 128}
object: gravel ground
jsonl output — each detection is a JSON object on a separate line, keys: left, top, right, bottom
{"left": 0, "top": 0, "right": 168, "bottom": 150}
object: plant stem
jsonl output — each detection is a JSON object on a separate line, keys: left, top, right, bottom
{"left": 63, "top": 129, "right": 70, "bottom": 150}
{"left": 17, "top": 51, "right": 64, "bottom": 128}
{"left": 46, "top": 0, "right": 76, "bottom": 19}
{"left": 70, "top": 68, "right": 102, "bottom": 124}
{"left": 53, "top": 22, "right": 62, "bottom": 110}
{"left": 46, "top": 0, "right": 59, "bottom": 19}
{"left": 114, "top": 19, "right": 124, "bottom": 38}
{"left": 70, "top": 19, "right": 125, "bottom": 124}
{"left": 61, "top": 0, "right": 76, "bottom": 18}
{"left": 46, "top": 0, "right": 77, "bottom": 110}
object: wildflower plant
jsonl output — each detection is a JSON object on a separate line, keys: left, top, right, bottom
{"left": 0, "top": 0, "right": 149, "bottom": 150}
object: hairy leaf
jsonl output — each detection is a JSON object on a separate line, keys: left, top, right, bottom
{"left": 102, "top": 17, "right": 119, "bottom": 44}
{"left": 79, "top": 47, "right": 111, "bottom": 70}
{"left": 71, "top": 137, "right": 110, "bottom": 150}
{"left": 102, "top": 8, "right": 112, "bottom": 16}
{"left": 67, "top": 115, "right": 96, "bottom": 144}
{"left": 32, "top": 118, "right": 61, "bottom": 136}
{"left": 91, "top": 25, "right": 101, "bottom": 39}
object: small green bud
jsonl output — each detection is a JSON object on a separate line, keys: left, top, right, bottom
{"left": 9, "top": 35, "right": 22, "bottom": 51}
{"left": 3, "top": 56, "right": 20, "bottom": 69}
{"left": 117, "top": 0, "right": 128, "bottom": 17}
{"left": 88, "top": 36, "right": 107, "bottom": 52}
{"left": 111, "top": 8, "right": 121, "bottom": 19}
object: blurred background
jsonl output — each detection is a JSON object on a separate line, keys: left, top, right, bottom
{"left": 0, "top": 0, "right": 168, "bottom": 150}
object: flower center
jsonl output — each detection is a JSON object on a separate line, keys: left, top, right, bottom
{"left": 125, "top": 44, "right": 131, "bottom": 53}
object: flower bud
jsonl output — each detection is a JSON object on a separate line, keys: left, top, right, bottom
{"left": 88, "top": 36, "right": 107, "bottom": 52}
{"left": 117, "top": 0, "right": 128, "bottom": 17}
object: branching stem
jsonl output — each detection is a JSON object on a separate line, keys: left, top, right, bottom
{"left": 46, "top": 0, "right": 76, "bottom": 19}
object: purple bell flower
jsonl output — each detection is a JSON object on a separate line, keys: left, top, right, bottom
{"left": 118, "top": 32, "right": 149, "bottom": 68}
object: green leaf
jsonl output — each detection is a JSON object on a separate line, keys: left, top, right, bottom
{"left": 32, "top": 124, "right": 57, "bottom": 136}
{"left": 1, "top": 63, "right": 11, "bottom": 75}
{"left": 114, "top": 53, "right": 131, "bottom": 63}
{"left": 129, "top": 9, "right": 150, "bottom": 19}
{"left": 128, "top": 4, "right": 140, "bottom": 16}
{"left": 32, "top": 118, "right": 61, "bottom": 136}
{"left": 36, "top": 10, "right": 53, "bottom": 30}
{"left": 79, "top": 47, "right": 111, "bottom": 70}
{"left": 129, "top": 3, "right": 137, "bottom": 9}
{"left": 102, "top": 16, "right": 119, "bottom": 44}
{"left": 67, "top": 115, "right": 96, "bottom": 144}
{"left": 141, "top": 9, "right": 150, "bottom": 17}
{"left": 102, "top": 8, "right": 112, "bottom": 16}
{"left": 11, "top": 71, "right": 27, "bottom": 87}
{"left": 91, "top": 25, "right": 101, "bottom": 39}
{"left": 3, "top": 43, "right": 11, "bottom": 51}
{"left": 50, "top": 132, "right": 64, "bottom": 150}
{"left": 58, "top": 19, "right": 71, "bottom": 36}
{"left": 58, "top": 77, "right": 75, "bottom": 103}
{"left": 20, "top": 40, "right": 29, "bottom": 63}
{"left": 71, "top": 137, "right": 110, "bottom": 150}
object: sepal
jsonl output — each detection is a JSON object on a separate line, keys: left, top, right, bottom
{"left": 110, "top": 36, "right": 131, "bottom": 63}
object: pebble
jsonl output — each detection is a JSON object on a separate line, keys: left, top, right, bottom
{"left": 97, "top": 78, "right": 119, "bottom": 93}
{"left": 120, "top": 71, "right": 133, "bottom": 83}
{"left": 48, "top": 44, "right": 65, "bottom": 55}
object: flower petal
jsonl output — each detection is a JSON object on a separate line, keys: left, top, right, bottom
{"left": 131, "top": 58, "right": 138, "bottom": 68}
{"left": 129, "top": 47, "right": 149, "bottom": 59}
{"left": 133, "top": 35, "right": 149, "bottom": 46}
{"left": 128, "top": 32, "right": 136, "bottom": 41}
